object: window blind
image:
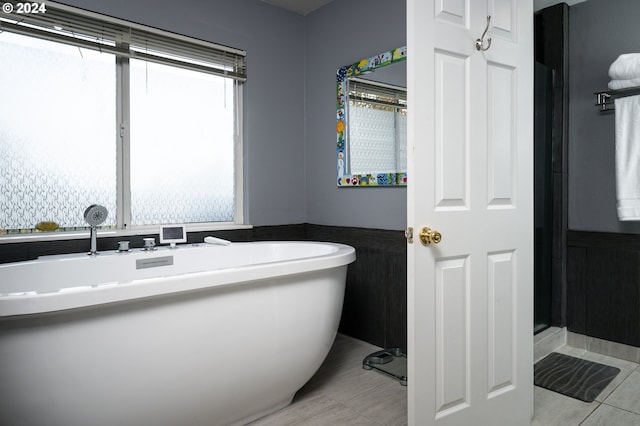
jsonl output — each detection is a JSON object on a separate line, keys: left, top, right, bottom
{"left": 0, "top": 0, "right": 247, "bottom": 80}
{"left": 347, "top": 78, "right": 407, "bottom": 109}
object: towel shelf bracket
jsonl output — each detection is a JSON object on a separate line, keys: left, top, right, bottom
{"left": 595, "top": 87, "right": 640, "bottom": 111}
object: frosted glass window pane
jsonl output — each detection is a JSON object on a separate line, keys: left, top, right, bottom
{"left": 349, "top": 105, "right": 397, "bottom": 174}
{"left": 130, "top": 59, "right": 235, "bottom": 225}
{"left": 0, "top": 32, "right": 117, "bottom": 232}
{"left": 396, "top": 111, "right": 407, "bottom": 172}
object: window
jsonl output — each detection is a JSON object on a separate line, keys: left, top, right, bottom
{"left": 128, "top": 60, "right": 236, "bottom": 225}
{"left": 0, "top": 1, "right": 246, "bottom": 235}
{"left": 0, "top": 32, "right": 118, "bottom": 230}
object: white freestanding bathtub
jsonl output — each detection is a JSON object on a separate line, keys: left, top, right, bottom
{"left": 0, "top": 241, "right": 355, "bottom": 426}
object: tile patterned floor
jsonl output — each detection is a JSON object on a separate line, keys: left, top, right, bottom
{"left": 248, "top": 334, "right": 407, "bottom": 426}
{"left": 534, "top": 345, "right": 640, "bottom": 425}
{"left": 249, "top": 334, "right": 640, "bottom": 425}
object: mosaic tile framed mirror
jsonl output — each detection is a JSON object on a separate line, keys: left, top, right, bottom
{"left": 336, "top": 46, "right": 407, "bottom": 187}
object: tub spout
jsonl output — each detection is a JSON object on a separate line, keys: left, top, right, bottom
{"left": 142, "top": 238, "right": 157, "bottom": 251}
{"left": 204, "top": 236, "right": 231, "bottom": 246}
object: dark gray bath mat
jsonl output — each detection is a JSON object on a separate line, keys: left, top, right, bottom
{"left": 534, "top": 352, "right": 620, "bottom": 402}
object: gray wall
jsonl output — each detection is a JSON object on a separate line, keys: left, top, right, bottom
{"left": 57, "top": 0, "right": 406, "bottom": 230}
{"left": 569, "top": 0, "right": 640, "bottom": 233}
{"left": 304, "top": 0, "right": 407, "bottom": 231}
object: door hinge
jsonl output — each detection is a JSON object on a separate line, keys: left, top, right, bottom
{"left": 405, "top": 227, "right": 414, "bottom": 244}
{"left": 119, "top": 123, "right": 125, "bottom": 138}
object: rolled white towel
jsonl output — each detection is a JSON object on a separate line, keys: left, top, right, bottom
{"left": 609, "top": 76, "right": 640, "bottom": 90}
{"left": 609, "top": 53, "right": 640, "bottom": 80}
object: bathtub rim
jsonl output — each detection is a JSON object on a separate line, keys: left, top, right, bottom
{"left": 0, "top": 241, "right": 355, "bottom": 318}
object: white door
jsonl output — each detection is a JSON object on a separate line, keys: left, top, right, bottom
{"left": 407, "top": 1, "right": 533, "bottom": 425}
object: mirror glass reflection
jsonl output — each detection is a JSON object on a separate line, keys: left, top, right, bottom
{"left": 337, "top": 46, "right": 407, "bottom": 187}
{"left": 347, "top": 76, "right": 406, "bottom": 175}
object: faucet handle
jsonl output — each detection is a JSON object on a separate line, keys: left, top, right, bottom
{"left": 117, "top": 241, "right": 130, "bottom": 252}
{"left": 143, "top": 238, "right": 156, "bottom": 250}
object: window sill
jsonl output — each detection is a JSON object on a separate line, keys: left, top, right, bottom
{"left": 0, "top": 223, "right": 253, "bottom": 244}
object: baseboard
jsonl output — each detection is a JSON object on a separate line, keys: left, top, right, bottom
{"left": 534, "top": 327, "right": 566, "bottom": 363}
{"left": 567, "top": 331, "right": 640, "bottom": 363}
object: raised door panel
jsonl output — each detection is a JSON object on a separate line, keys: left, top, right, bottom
{"left": 435, "top": 256, "right": 470, "bottom": 417}
{"left": 486, "top": 250, "right": 516, "bottom": 398}
{"left": 434, "top": 51, "right": 469, "bottom": 211}
{"left": 489, "top": 0, "right": 516, "bottom": 42}
{"left": 435, "top": 0, "right": 469, "bottom": 27}
{"left": 487, "top": 62, "right": 516, "bottom": 208}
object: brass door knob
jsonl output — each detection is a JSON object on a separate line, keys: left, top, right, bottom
{"left": 419, "top": 227, "right": 442, "bottom": 246}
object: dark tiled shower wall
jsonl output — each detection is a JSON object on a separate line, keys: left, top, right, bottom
{"left": 567, "top": 230, "right": 640, "bottom": 347}
{"left": 0, "top": 224, "right": 407, "bottom": 351}
{"left": 536, "top": 3, "right": 569, "bottom": 329}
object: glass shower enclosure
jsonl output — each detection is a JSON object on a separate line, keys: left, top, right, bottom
{"left": 534, "top": 61, "right": 553, "bottom": 334}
